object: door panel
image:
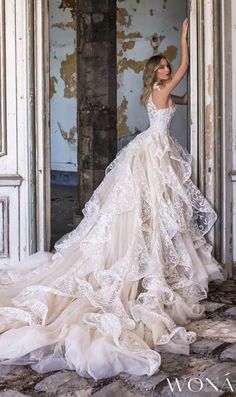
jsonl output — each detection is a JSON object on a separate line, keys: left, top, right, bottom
{"left": 0, "top": 0, "right": 26, "bottom": 265}
{"left": 0, "top": 0, "right": 50, "bottom": 266}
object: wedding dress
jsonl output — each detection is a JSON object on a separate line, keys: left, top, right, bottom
{"left": 0, "top": 94, "right": 224, "bottom": 380}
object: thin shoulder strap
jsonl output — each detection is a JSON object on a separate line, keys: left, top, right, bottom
{"left": 153, "top": 82, "right": 161, "bottom": 91}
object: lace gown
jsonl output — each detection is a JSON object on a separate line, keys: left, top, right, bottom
{"left": 0, "top": 95, "right": 224, "bottom": 380}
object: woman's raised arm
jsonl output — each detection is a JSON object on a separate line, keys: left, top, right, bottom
{"left": 165, "top": 18, "right": 189, "bottom": 93}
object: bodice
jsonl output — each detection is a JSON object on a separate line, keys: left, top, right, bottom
{"left": 147, "top": 95, "right": 176, "bottom": 130}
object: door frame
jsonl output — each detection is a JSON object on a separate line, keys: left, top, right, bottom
{"left": 220, "top": 0, "right": 233, "bottom": 276}
{"left": 189, "top": 0, "right": 233, "bottom": 277}
{"left": 34, "top": 0, "right": 51, "bottom": 252}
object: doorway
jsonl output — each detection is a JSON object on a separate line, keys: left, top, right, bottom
{"left": 49, "top": 0, "right": 188, "bottom": 248}
{"left": 46, "top": 0, "right": 229, "bottom": 276}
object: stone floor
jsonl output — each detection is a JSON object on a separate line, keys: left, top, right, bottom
{"left": 0, "top": 280, "right": 236, "bottom": 396}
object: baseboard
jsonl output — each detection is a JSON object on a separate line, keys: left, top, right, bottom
{"left": 51, "top": 170, "right": 78, "bottom": 186}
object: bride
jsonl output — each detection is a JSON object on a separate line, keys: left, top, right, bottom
{"left": 0, "top": 18, "right": 224, "bottom": 380}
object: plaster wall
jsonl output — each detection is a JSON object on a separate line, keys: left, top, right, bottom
{"left": 117, "top": 0, "right": 187, "bottom": 150}
{"left": 49, "top": 0, "right": 77, "bottom": 178}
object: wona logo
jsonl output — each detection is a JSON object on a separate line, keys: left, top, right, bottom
{"left": 166, "top": 373, "right": 234, "bottom": 393}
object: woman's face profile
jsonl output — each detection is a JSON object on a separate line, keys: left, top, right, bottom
{"left": 155, "top": 58, "right": 171, "bottom": 83}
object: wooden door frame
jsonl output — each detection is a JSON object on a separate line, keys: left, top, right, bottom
{"left": 189, "top": 0, "right": 233, "bottom": 277}
{"left": 220, "top": 0, "right": 233, "bottom": 276}
{"left": 34, "top": 0, "right": 51, "bottom": 252}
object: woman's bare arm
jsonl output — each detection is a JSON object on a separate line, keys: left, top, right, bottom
{"left": 164, "top": 19, "right": 189, "bottom": 94}
{"left": 171, "top": 92, "right": 188, "bottom": 105}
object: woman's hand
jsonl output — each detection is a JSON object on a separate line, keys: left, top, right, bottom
{"left": 182, "top": 18, "right": 189, "bottom": 40}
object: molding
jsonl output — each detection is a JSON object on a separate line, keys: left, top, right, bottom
{"left": 0, "top": 197, "right": 9, "bottom": 257}
{"left": 0, "top": 0, "right": 7, "bottom": 157}
{"left": 0, "top": 174, "right": 23, "bottom": 186}
{"left": 35, "top": 0, "right": 51, "bottom": 251}
{"left": 189, "top": 0, "right": 199, "bottom": 185}
{"left": 26, "top": 0, "right": 36, "bottom": 253}
{"left": 51, "top": 162, "right": 77, "bottom": 173}
{"left": 197, "top": 0, "right": 205, "bottom": 194}
{"left": 220, "top": 0, "right": 233, "bottom": 271}
{"left": 203, "top": 0, "right": 215, "bottom": 208}
{"left": 213, "top": 0, "right": 223, "bottom": 260}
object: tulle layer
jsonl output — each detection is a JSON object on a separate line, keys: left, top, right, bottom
{"left": 0, "top": 111, "right": 224, "bottom": 379}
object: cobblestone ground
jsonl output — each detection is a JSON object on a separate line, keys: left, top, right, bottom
{"left": 0, "top": 281, "right": 236, "bottom": 397}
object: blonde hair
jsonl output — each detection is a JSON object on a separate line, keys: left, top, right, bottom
{"left": 140, "top": 54, "right": 172, "bottom": 107}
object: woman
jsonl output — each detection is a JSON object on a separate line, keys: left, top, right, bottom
{"left": 0, "top": 18, "right": 224, "bottom": 380}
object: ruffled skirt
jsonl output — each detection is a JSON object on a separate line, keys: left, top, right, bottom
{"left": 0, "top": 125, "right": 224, "bottom": 379}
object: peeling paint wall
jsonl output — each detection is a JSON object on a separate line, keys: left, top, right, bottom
{"left": 49, "top": 0, "right": 77, "bottom": 180}
{"left": 117, "top": 0, "right": 187, "bottom": 149}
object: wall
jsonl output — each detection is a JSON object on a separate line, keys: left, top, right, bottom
{"left": 117, "top": 0, "right": 187, "bottom": 150}
{"left": 49, "top": 0, "right": 78, "bottom": 185}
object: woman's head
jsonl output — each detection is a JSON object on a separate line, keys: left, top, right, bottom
{"left": 141, "top": 55, "right": 172, "bottom": 106}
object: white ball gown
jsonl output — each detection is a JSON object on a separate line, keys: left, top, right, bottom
{"left": 0, "top": 94, "right": 224, "bottom": 380}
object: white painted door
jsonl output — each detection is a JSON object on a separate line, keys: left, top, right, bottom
{"left": 0, "top": 0, "right": 50, "bottom": 266}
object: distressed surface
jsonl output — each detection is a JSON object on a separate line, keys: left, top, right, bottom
{"left": 117, "top": 97, "right": 130, "bottom": 136}
{"left": 58, "top": 122, "right": 77, "bottom": 144}
{"left": 49, "top": 76, "right": 58, "bottom": 99}
{"left": 117, "top": 0, "right": 187, "bottom": 148}
{"left": 59, "top": 0, "right": 77, "bottom": 18}
{"left": 50, "top": 0, "right": 77, "bottom": 174}
{"left": 60, "top": 52, "right": 77, "bottom": 98}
